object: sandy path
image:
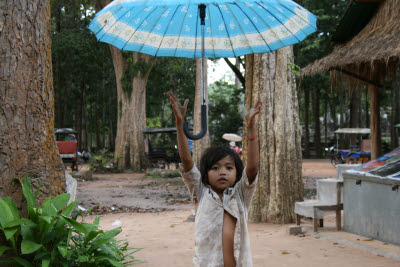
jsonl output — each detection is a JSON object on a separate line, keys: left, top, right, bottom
{"left": 76, "top": 160, "right": 400, "bottom": 266}
{"left": 87, "top": 210, "right": 400, "bottom": 267}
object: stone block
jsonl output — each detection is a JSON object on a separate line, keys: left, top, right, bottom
{"left": 287, "top": 225, "right": 302, "bottom": 236}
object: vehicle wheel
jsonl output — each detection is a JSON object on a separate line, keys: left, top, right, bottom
{"left": 156, "top": 160, "right": 166, "bottom": 169}
{"left": 331, "top": 154, "right": 344, "bottom": 167}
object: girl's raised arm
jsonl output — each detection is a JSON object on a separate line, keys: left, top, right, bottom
{"left": 245, "top": 99, "right": 262, "bottom": 184}
{"left": 167, "top": 91, "right": 194, "bottom": 172}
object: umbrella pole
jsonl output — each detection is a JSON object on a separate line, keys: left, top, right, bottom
{"left": 183, "top": 4, "right": 207, "bottom": 140}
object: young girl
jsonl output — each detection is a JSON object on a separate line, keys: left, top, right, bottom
{"left": 167, "top": 92, "right": 261, "bottom": 267}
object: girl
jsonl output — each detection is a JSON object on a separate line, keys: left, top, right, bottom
{"left": 167, "top": 92, "right": 261, "bottom": 267}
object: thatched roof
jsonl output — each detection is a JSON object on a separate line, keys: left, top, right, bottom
{"left": 300, "top": 0, "right": 400, "bottom": 80}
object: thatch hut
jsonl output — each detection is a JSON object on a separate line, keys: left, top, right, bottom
{"left": 299, "top": 0, "right": 400, "bottom": 159}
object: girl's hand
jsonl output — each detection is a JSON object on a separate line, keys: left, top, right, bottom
{"left": 245, "top": 99, "right": 262, "bottom": 128}
{"left": 167, "top": 91, "right": 189, "bottom": 125}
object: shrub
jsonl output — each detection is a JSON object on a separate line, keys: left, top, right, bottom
{"left": 0, "top": 176, "right": 139, "bottom": 266}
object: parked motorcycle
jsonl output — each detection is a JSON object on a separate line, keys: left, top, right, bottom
{"left": 325, "top": 145, "right": 345, "bottom": 167}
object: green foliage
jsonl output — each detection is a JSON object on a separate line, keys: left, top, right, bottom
{"left": 121, "top": 54, "right": 154, "bottom": 98}
{"left": 0, "top": 175, "right": 139, "bottom": 266}
{"left": 90, "top": 150, "right": 118, "bottom": 173}
{"left": 209, "top": 81, "right": 244, "bottom": 145}
{"left": 52, "top": 0, "right": 117, "bottom": 150}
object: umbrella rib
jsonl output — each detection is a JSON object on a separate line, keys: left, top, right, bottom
{"left": 206, "top": 4, "right": 216, "bottom": 58}
{"left": 276, "top": 2, "right": 317, "bottom": 41}
{"left": 234, "top": 2, "right": 274, "bottom": 53}
{"left": 95, "top": 6, "right": 132, "bottom": 42}
{"left": 121, "top": 6, "right": 160, "bottom": 52}
{"left": 278, "top": 2, "right": 317, "bottom": 31}
{"left": 227, "top": 3, "right": 259, "bottom": 56}
{"left": 172, "top": 5, "right": 190, "bottom": 58}
{"left": 256, "top": 2, "right": 301, "bottom": 45}
{"left": 215, "top": 4, "right": 237, "bottom": 58}
{"left": 154, "top": 6, "right": 181, "bottom": 57}
{"left": 194, "top": 4, "right": 200, "bottom": 59}
{"left": 106, "top": 6, "right": 142, "bottom": 50}
{"left": 138, "top": 7, "right": 171, "bottom": 56}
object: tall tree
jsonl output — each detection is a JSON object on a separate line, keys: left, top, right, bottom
{"left": 95, "top": 0, "right": 154, "bottom": 170}
{"left": 0, "top": 0, "right": 65, "bottom": 207}
{"left": 244, "top": 47, "right": 303, "bottom": 223}
{"left": 192, "top": 59, "right": 211, "bottom": 165}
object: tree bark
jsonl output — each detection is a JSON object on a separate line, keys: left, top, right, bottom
{"left": 0, "top": 0, "right": 65, "bottom": 208}
{"left": 368, "top": 84, "right": 381, "bottom": 159}
{"left": 113, "top": 51, "right": 154, "bottom": 171}
{"left": 312, "top": 87, "right": 322, "bottom": 157}
{"left": 95, "top": 0, "right": 154, "bottom": 170}
{"left": 349, "top": 88, "right": 360, "bottom": 146}
{"left": 391, "top": 74, "right": 400, "bottom": 149}
{"left": 192, "top": 58, "right": 210, "bottom": 165}
{"left": 244, "top": 47, "right": 303, "bottom": 223}
{"left": 303, "top": 86, "right": 310, "bottom": 158}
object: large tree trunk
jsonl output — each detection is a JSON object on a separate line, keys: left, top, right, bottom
{"left": 244, "top": 47, "right": 303, "bottom": 223}
{"left": 95, "top": 0, "right": 154, "bottom": 170}
{"left": 303, "top": 85, "right": 310, "bottom": 158}
{"left": 192, "top": 58, "right": 210, "bottom": 165}
{"left": 312, "top": 87, "right": 322, "bottom": 157}
{"left": 113, "top": 51, "right": 154, "bottom": 171}
{"left": 0, "top": 0, "right": 65, "bottom": 208}
{"left": 368, "top": 84, "right": 381, "bottom": 159}
{"left": 349, "top": 88, "right": 361, "bottom": 147}
{"left": 391, "top": 72, "right": 400, "bottom": 149}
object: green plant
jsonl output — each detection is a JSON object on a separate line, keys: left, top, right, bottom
{"left": 90, "top": 154, "right": 118, "bottom": 173}
{"left": 0, "top": 175, "right": 139, "bottom": 266}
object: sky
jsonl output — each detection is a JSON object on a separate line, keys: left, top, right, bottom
{"left": 207, "top": 58, "right": 237, "bottom": 85}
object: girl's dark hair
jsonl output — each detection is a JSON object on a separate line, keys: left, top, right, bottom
{"left": 199, "top": 146, "right": 244, "bottom": 186}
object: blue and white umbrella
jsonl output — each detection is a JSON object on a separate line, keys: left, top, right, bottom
{"left": 89, "top": 0, "right": 317, "bottom": 139}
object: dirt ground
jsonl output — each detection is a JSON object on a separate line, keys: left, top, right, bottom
{"left": 75, "top": 160, "right": 400, "bottom": 266}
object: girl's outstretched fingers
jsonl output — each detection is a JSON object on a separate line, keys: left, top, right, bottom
{"left": 167, "top": 91, "right": 189, "bottom": 124}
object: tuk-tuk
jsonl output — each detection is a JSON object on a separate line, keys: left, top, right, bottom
{"left": 326, "top": 128, "right": 371, "bottom": 166}
{"left": 55, "top": 128, "right": 78, "bottom": 171}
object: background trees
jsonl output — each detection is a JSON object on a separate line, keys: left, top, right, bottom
{"left": 49, "top": 0, "right": 399, "bottom": 161}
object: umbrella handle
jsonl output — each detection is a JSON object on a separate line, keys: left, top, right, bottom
{"left": 183, "top": 104, "right": 207, "bottom": 140}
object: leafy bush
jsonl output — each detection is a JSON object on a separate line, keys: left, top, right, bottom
{"left": 0, "top": 176, "right": 139, "bottom": 266}
{"left": 90, "top": 153, "right": 118, "bottom": 173}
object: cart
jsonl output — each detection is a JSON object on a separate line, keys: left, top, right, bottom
{"left": 55, "top": 128, "right": 79, "bottom": 171}
{"left": 143, "top": 127, "right": 185, "bottom": 169}
{"left": 327, "top": 128, "right": 371, "bottom": 166}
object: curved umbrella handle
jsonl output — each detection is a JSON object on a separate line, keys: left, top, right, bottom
{"left": 183, "top": 104, "right": 207, "bottom": 140}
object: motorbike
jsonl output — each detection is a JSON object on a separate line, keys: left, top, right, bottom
{"left": 325, "top": 145, "right": 345, "bottom": 167}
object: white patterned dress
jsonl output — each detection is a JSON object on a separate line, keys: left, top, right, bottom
{"left": 179, "top": 164, "right": 258, "bottom": 267}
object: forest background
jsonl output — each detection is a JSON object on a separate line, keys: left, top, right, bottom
{"left": 52, "top": 0, "right": 400, "bottom": 159}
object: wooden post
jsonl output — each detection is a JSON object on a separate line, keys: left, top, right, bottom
{"left": 368, "top": 84, "right": 381, "bottom": 159}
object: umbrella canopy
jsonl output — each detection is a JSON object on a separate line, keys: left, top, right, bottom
{"left": 89, "top": 0, "right": 316, "bottom": 140}
{"left": 89, "top": 0, "right": 317, "bottom": 59}
{"left": 222, "top": 133, "right": 242, "bottom": 142}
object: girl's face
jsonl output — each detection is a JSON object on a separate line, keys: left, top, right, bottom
{"left": 208, "top": 155, "right": 237, "bottom": 195}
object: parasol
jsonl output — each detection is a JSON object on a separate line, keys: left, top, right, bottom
{"left": 89, "top": 0, "right": 317, "bottom": 139}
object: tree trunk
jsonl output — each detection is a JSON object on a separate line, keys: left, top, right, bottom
{"left": 0, "top": 0, "right": 65, "bottom": 208}
{"left": 303, "top": 86, "right": 310, "bottom": 158}
{"left": 113, "top": 51, "right": 154, "bottom": 171}
{"left": 192, "top": 58, "right": 210, "bottom": 165}
{"left": 368, "top": 84, "right": 381, "bottom": 159}
{"left": 349, "top": 88, "right": 360, "bottom": 147}
{"left": 109, "top": 95, "right": 115, "bottom": 150}
{"left": 244, "top": 47, "right": 303, "bottom": 223}
{"left": 95, "top": 0, "right": 153, "bottom": 170}
{"left": 312, "top": 87, "right": 322, "bottom": 157}
{"left": 391, "top": 73, "right": 400, "bottom": 149}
